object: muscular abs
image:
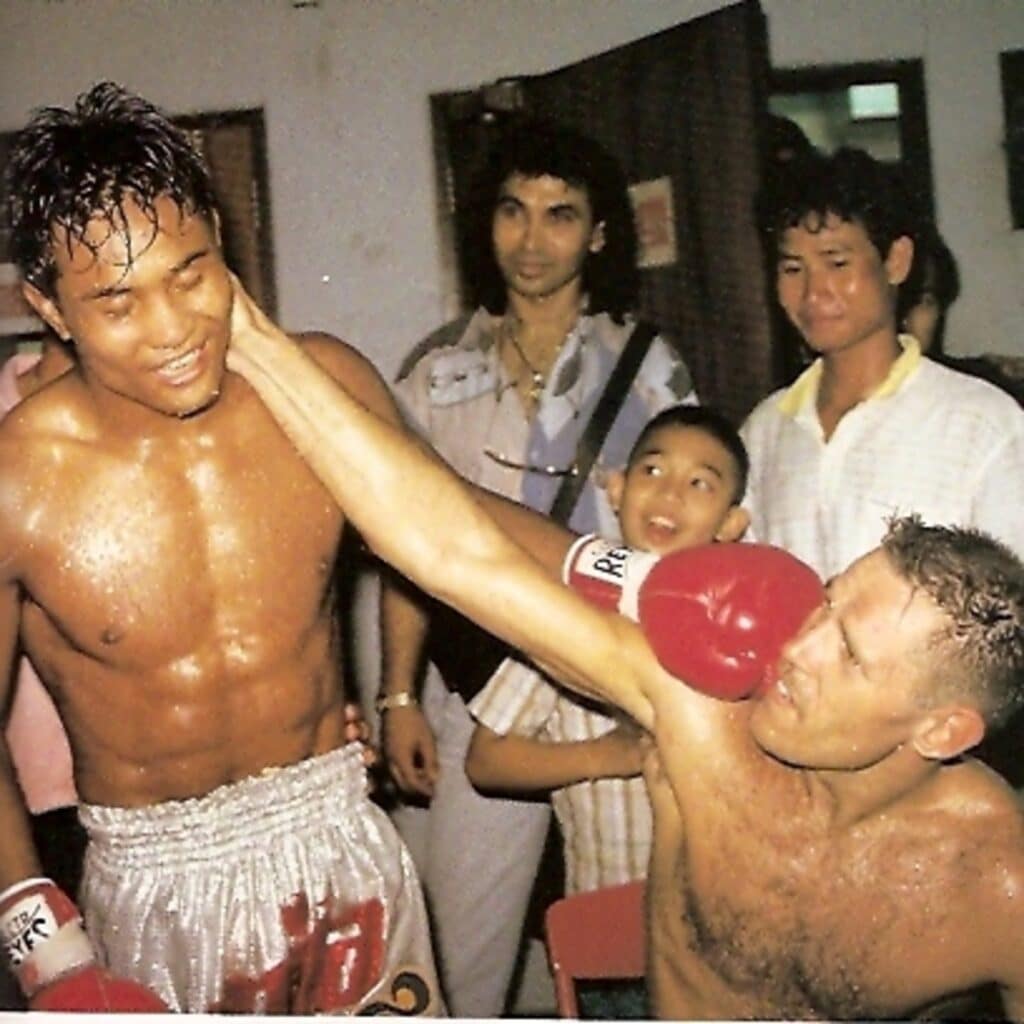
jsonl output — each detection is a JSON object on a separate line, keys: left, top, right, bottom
{"left": 3, "top": 384, "right": 348, "bottom": 807}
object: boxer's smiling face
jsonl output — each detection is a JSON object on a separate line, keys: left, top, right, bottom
{"left": 24, "top": 192, "right": 232, "bottom": 421}
{"left": 749, "top": 550, "right": 947, "bottom": 771}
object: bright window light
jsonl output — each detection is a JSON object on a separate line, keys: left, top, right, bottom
{"left": 848, "top": 83, "right": 900, "bottom": 120}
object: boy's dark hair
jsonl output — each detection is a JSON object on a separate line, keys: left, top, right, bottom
{"left": 882, "top": 516, "right": 1024, "bottom": 731}
{"left": 756, "top": 146, "right": 918, "bottom": 261}
{"left": 4, "top": 81, "right": 218, "bottom": 298}
{"left": 628, "top": 404, "right": 750, "bottom": 502}
{"left": 465, "top": 117, "right": 638, "bottom": 321}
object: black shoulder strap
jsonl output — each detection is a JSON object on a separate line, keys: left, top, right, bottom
{"left": 548, "top": 320, "right": 659, "bottom": 525}
{"left": 394, "top": 311, "right": 475, "bottom": 383}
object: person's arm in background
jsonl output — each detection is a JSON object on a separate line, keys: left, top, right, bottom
{"left": 378, "top": 572, "right": 439, "bottom": 798}
{"left": 0, "top": 577, "right": 44, "bottom": 890}
{"left": 466, "top": 721, "right": 649, "bottom": 794}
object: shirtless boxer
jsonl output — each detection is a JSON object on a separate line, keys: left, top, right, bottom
{"left": 0, "top": 83, "right": 438, "bottom": 1014}
{"left": 227, "top": 282, "right": 1024, "bottom": 1021}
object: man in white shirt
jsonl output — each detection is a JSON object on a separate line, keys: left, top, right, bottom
{"left": 741, "top": 147, "right": 1024, "bottom": 583}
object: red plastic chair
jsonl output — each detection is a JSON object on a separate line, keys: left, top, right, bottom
{"left": 543, "top": 880, "right": 646, "bottom": 1018}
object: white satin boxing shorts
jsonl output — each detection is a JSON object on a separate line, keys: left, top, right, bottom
{"left": 78, "top": 744, "right": 442, "bottom": 1014}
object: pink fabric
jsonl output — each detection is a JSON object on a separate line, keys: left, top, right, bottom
{"left": 0, "top": 353, "right": 77, "bottom": 813}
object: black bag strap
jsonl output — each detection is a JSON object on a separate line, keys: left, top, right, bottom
{"left": 548, "top": 320, "right": 659, "bottom": 524}
{"left": 428, "top": 319, "right": 658, "bottom": 702}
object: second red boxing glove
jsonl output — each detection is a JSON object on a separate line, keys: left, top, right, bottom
{"left": 564, "top": 536, "right": 824, "bottom": 700}
{"left": 0, "top": 877, "right": 168, "bottom": 1013}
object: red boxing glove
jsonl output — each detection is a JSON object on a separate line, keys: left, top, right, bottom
{"left": 0, "top": 877, "right": 168, "bottom": 1012}
{"left": 564, "top": 536, "right": 824, "bottom": 700}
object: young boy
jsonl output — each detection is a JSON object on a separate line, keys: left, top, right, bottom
{"left": 465, "top": 405, "right": 749, "bottom": 896}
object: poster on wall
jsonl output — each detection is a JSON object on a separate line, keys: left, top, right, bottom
{"left": 628, "top": 176, "right": 677, "bottom": 269}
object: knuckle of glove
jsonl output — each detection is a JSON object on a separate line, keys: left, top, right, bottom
{"left": 637, "top": 543, "right": 823, "bottom": 701}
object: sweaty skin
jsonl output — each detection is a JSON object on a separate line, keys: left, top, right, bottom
{"left": 227, "top": 282, "right": 1024, "bottom": 1022}
{"left": 0, "top": 198, "right": 400, "bottom": 890}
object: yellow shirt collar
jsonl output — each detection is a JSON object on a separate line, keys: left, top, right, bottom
{"left": 776, "top": 335, "right": 922, "bottom": 417}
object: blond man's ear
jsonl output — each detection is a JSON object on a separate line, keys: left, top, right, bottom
{"left": 910, "top": 705, "right": 985, "bottom": 761}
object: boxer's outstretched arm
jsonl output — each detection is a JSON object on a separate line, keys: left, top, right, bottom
{"left": 227, "top": 281, "right": 655, "bottom": 728}
{"left": 472, "top": 487, "right": 577, "bottom": 578}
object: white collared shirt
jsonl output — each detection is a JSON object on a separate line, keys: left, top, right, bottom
{"left": 740, "top": 337, "right": 1024, "bottom": 580}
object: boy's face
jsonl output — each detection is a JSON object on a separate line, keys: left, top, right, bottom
{"left": 491, "top": 172, "right": 605, "bottom": 305}
{"left": 607, "top": 424, "right": 748, "bottom": 556}
{"left": 23, "top": 192, "right": 232, "bottom": 420}
{"left": 775, "top": 212, "right": 912, "bottom": 358}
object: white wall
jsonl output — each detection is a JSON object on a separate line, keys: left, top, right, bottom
{"left": 0, "top": 0, "right": 719, "bottom": 374}
{"left": 3, "top": 0, "right": 1021, "bottom": 372}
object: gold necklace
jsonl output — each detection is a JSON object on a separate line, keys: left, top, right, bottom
{"left": 505, "top": 322, "right": 547, "bottom": 405}
{"left": 501, "top": 314, "right": 576, "bottom": 407}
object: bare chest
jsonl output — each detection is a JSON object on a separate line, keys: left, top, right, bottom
{"left": 661, "top": 789, "right": 980, "bottom": 1019}
{"left": 15, "top": 430, "right": 342, "bottom": 669}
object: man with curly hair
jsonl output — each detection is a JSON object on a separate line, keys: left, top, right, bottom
{"left": 380, "top": 117, "right": 696, "bottom": 1014}
{"left": 741, "top": 147, "right": 1024, "bottom": 583}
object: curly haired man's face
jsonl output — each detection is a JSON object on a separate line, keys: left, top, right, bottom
{"left": 492, "top": 173, "right": 605, "bottom": 304}
{"left": 775, "top": 214, "right": 911, "bottom": 358}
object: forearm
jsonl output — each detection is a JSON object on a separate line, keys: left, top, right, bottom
{"left": 230, "top": 318, "right": 490, "bottom": 596}
{"left": 379, "top": 570, "right": 430, "bottom": 701}
{"left": 0, "top": 750, "right": 44, "bottom": 890}
{"left": 471, "top": 488, "right": 576, "bottom": 577}
{"left": 0, "top": 600, "right": 42, "bottom": 888}
{"left": 466, "top": 728, "right": 630, "bottom": 793}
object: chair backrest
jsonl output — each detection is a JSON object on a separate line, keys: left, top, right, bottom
{"left": 543, "top": 880, "right": 646, "bottom": 1018}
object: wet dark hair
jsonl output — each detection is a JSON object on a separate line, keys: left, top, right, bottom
{"left": 882, "top": 516, "right": 1024, "bottom": 731}
{"left": 627, "top": 404, "right": 749, "bottom": 503}
{"left": 756, "top": 146, "right": 918, "bottom": 261}
{"left": 465, "top": 117, "right": 638, "bottom": 321}
{"left": 4, "top": 82, "right": 218, "bottom": 297}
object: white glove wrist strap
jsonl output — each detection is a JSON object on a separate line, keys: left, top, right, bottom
{"left": 563, "top": 535, "right": 659, "bottom": 620}
{"left": 0, "top": 878, "right": 95, "bottom": 996}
